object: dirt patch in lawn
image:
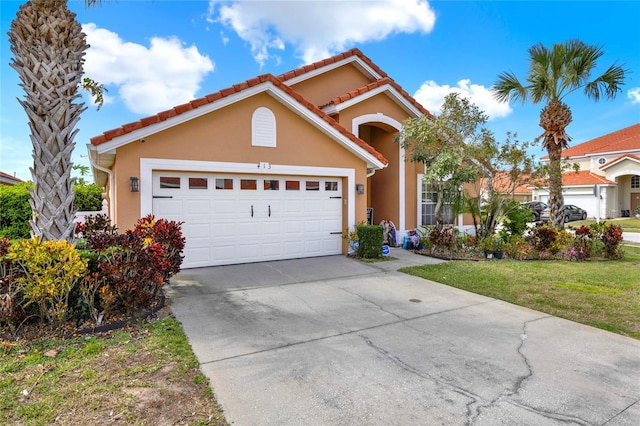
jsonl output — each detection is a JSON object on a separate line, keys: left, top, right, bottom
{"left": 1, "top": 300, "right": 228, "bottom": 425}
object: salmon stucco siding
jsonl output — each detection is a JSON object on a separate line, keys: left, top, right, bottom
{"left": 88, "top": 49, "right": 441, "bottom": 267}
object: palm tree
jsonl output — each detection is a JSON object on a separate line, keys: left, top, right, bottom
{"left": 8, "top": 0, "right": 101, "bottom": 242}
{"left": 493, "top": 39, "right": 626, "bottom": 229}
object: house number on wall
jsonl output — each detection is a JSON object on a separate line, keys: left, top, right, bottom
{"left": 258, "top": 162, "right": 271, "bottom": 170}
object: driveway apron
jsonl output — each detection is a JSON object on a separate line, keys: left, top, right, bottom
{"left": 167, "top": 249, "right": 640, "bottom": 426}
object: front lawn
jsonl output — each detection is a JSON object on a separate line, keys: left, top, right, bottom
{"left": 0, "top": 312, "right": 227, "bottom": 425}
{"left": 401, "top": 245, "right": 640, "bottom": 339}
{"left": 567, "top": 217, "right": 640, "bottom": 233}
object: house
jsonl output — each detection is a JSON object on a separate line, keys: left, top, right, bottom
{"left": 531, "top": 123, "right": 640, "bottom": 219}
{"left": 88, "top": 49, "right": 454, "bottom": 268}
{"left": 0, "top": 171, "right": 24, "bottom": 186}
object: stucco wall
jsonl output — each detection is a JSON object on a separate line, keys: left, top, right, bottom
{"left": 289, "top": 64, "right": 373, "bottom": 109}
{"left": 111, "top": 92, "right": 369, "bottom": 231}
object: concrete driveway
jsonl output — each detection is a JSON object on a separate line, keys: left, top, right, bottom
{"left": 167, "top": 249, "right": 640, "bottom": 426}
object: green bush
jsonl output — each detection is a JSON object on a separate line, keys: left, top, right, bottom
{"left": 357, "top": 225, "right": 383, "bottom": 259}
{"left": 0, "top": 182, "right": 103, "bottom": 241}
{"left": 0, "top": 183, "right": 32, "bottom": 239}
{"left": 74, "top": 183, "right": 103, "bottom": 211}
{"left": 7, "top": 238, "right": 88, "bottom": 325}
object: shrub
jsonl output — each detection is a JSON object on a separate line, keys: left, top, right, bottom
{"left": 357, "top": 225, "right": 383, "bottom": 259}
{"left": 601, "top": 224, "right": 624, "bottom": 259}
{"left": 74, "top": 183, "right": 104, "bottom": 211}
{"left": 7, "top": 238, "right": 88, "bottom": 325}
{"left": 0, "top": 182, "right": 32, "bottom": 240}
{"left": 0, "top": 237, "right": 25, "bottom": 332}
{"left": 570, "top": 226, "right": 593, "bottom": 261}
{"left": 527, "top": 225, "right": 557, "bottom": 252}
{"left": 429, "top": 222, "right": 454, "bottom": 249}
{"left": 501, "top": 200, "right": 531, "bottom": 240}
{"left": 132, "top": 215, "right": 185, "bottom": 283}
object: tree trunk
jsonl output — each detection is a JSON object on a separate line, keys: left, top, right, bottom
{"left": 547, "top": 140, "right": 565, "bottom": 230}
{"left": 8, "top": 0, "right": 88, "bottom": 242}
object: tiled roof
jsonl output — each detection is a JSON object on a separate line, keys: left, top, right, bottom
{"left": 600, "top": 153, "right": 640, "bottom": 169}
{"left": 322, "top": 77, "right": 433, "bottom": 117}
{"left": 0, "top": 171, "right": 23, "bottom": 184}
{"left": 90, "top": 73, "right": 388, "bottom": 166}
{"left": 543, "top": 123, "right": 640, "bottom": 159}
{"left": 561, "top": 171, "right": 615, "bottom": 186}
{"left": 277, "top": 48, "right": 389, "bottom": 82}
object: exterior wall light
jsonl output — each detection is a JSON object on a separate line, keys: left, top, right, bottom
{"left": 130, "top": 177, "right": 139, "bottom": 192}
{"left": 356, "top": 183, "right": 364, "bottom": 194}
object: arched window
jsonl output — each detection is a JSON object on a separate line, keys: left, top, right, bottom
{"left": 252, "top": 107, "right": 276, "bottom": 147}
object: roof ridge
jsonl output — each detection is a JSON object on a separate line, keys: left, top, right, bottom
{"left": 323, "top": 76, "right": 432, "bottom": 117}
{"left": 277, "top": 48, "right": 389, "bottom": 82}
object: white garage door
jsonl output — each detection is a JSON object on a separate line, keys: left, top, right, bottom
{"left": 152, "top": 172, "right": 343, "bottom": 268}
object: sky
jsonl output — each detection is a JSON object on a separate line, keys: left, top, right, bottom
{"left": 1, "top": 0, "right": 639, "bottom": 182}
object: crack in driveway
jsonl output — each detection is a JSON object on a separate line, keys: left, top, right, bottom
{"left": 359, "top": 318, "right": 597, "bottom": 426}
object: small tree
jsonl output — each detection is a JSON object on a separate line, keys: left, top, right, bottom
{"left": 398, "top": 93, "right": 488, "bottom": 222}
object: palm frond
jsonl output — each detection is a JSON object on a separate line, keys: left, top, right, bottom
{"left": 493, "top": 71, "right": 528, "bottom": 103}
{"left": 583, "top": 63, "right": 627, "bottom": 101}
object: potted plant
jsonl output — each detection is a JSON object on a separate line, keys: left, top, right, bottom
{"left": 480, "top": 235, "right": 504, "bottom": 259}
{"left": 636, "top": 206, "right": 640, "bottom": 218}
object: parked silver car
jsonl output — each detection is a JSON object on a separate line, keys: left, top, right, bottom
{"left": 540, "top": 204, "right": 588, "bottom": 223}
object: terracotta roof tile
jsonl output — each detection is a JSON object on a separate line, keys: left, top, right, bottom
{"left": 543, "top": 123, "right": 640, "bottom": 159}
{"left": 0, "top": 171, "right": 24, "bottom": 183}
{"left": 561, "top": 171, "right": 616, "bottom": 186}
{"left": 89, "top": 70, "right": 388, "bottom": 166}
{"left": 322, "top": 77, "right": 432, "bottom": 117}
{"left": 277, "top": 48, "right": 389, "bottom": 82}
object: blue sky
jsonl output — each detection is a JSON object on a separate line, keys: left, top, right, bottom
{"left": 1, "top": 0, "right": 639, "bottom": 182}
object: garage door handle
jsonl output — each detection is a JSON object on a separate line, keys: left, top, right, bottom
{"left": 329, "top": 196, "right": 341, "bottom": 199}
{"left": 268, "top": 205, "right": 271, "bottom": 217}
{"left": 251, "top": 205, "right": 254, "bottom": 217}
{"left": 153, "top": 196, "right": 173, "bottom": 199}
{"left": 330, "top": 231, "right": 342, "bottom": 235}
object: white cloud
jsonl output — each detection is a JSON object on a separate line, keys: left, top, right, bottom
{"left": 628, "top": 87, "right": 640, "bottom": 104}
{"left": 413, "top": 79, "right": 512, "bottom": 120}
{"left": 82, "top": 23, "right": 215, "bottom": 115}
{"left": 207, "top": 0, "right": 435, "bottom": 66}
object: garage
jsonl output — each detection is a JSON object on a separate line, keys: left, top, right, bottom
{"left": 152, "top": 171, "right": 343, "bottom": 268}
{"left": 540, "top": 189, "right": 598, "bottom": 220}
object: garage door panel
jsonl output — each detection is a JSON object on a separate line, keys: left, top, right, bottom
{"left": 154, "top": 172, "right": 343, "bottom": 268}
{"left": 154, "top": 199, "right": 184, "bottom": 216}
{"left": 185, "top": 199, "right": 211, "bottom": 215}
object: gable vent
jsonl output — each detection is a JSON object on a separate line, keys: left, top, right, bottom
{"left": 252, "top": 107, "right": 276, "bottom": 147}
{"left": 598, "top": 157, "right": 607, "bottom": 165}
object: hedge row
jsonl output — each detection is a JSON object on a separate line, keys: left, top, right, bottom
{"left": 0, "top": 182, "right": 104, "bottom": 240}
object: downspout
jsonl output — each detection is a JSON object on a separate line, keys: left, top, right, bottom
{"left": 88, "top": 154, "right": 115, "bottom": 224}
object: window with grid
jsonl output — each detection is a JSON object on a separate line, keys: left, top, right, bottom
{"left": 420, "top": 181, "right": 454, "bottom": 226}
{"left": 632, "top": 175, "right": 640, "bottom": 189}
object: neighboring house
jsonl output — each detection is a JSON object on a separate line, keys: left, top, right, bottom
{"left": 0, "top": 171, "right": 24, "bottom": 186}
{"left": 88, "top": 49, "right": 449, "bottom": 268}
{"left": 531, "top": 123, "right": 640, "bottom": 219}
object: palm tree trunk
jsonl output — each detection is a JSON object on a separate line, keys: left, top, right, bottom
{"left": 547, "top": 141, "right": 564, "bottom": 230}
{"left": 9, "top": 0, "right": 88, "bottom": 242}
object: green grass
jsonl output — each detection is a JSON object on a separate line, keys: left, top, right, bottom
{"left": 567, "top": 217, "right": 640, "bottom": 233}
{"left": 401, "top": 245, "right": 640, "bottom": 339}
{"left": 0, "top": 316, "right": 226, "bottom": 425}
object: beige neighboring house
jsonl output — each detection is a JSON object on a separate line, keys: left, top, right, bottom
{"left": 531, "top": 123, "right": 640, "bottom": 219}
{"left": 88, "top": 49, "right": 451, "bottom": 268}
{"left": 0, "top": 171, "right": 24, "bottom": 186}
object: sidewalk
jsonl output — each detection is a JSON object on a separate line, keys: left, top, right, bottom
{"left": 624, "top": 232, "right": 640, "bottom": 244}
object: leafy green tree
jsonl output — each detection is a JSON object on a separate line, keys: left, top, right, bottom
{"left": 398, "top": 93, "right": 489, "bottom": 222}
{"left": 8, "top": 0, "right": 104, "bottom": 242}
{"left": 398, "top": 94, "right": 540, "bottom": 240}
{"left": 493, "top": 39, "right": 626, "bottom": 229}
